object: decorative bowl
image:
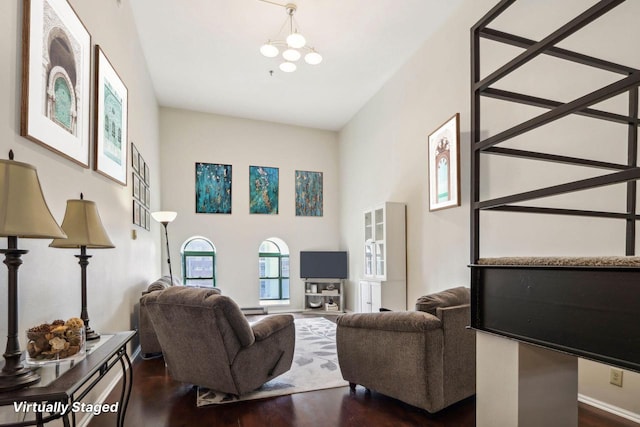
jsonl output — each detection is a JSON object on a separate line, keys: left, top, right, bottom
{"left": 307, "top": 297, "right": 323, "bottom": 308}
{"left": 26, "top": 317, "right": 86, "bottom": 365}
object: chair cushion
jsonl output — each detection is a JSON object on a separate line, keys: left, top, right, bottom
{"left": 415, "top": 286, "right": 470, "bottom": 315}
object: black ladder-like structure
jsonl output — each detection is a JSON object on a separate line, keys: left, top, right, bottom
{"left": 469, "top": 0, "right": 640, "bottom": 373}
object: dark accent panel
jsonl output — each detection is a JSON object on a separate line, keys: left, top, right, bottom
{"left": 471, "top": 266, "right": 640, "bottom": 372}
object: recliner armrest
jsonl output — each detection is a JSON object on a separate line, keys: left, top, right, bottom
{"left": 252, "top": 314, "right": 294, "bottom": 341}
{"left": 436, "top": 304, "right": 470, "bottom": 326}
{"left": 336, "top": 311, "right": 442, "bottom": 332}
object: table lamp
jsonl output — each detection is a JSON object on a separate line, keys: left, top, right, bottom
{"left": 0, "top": 151, "right": 67, "bottom": 392}
{"left": 50, "top": 194, "right": 114, "bottom": 341}
{"left": 151, "top": 211, "right": 177, "bottom": 285}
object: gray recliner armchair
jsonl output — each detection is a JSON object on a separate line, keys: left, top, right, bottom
{"left": 336, "top": 286, "right": 475, "bottom": 413}
{"left": 141, "top": 286, "right": 295, "bottom": 396}
{"left": 139, "top": 276, "right": 202, "bottom": 357}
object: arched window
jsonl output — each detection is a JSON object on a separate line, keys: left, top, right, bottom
{"left": 181, "top": 236, "right": 216, "bottom": 287}
{"left": 259, "top": 238, "right": 289, "bottom": 301}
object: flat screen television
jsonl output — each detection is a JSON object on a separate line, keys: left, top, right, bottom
{"left": 300, "top": 251, "right": 348, "bottom": 279}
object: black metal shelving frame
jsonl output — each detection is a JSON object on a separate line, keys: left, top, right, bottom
{"left": 469, "top": 0, "right": 640, "bottom": 372}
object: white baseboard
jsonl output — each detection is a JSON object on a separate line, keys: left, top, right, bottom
{"left": 578, "top": 394, "right": 640, "bottom": 424}
{"left": 78, "top": 346, "right": 140, "bottom": 427}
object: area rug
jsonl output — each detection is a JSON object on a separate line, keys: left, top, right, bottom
{"left": 196, "top": 317, "right": 348, "bottom": 406}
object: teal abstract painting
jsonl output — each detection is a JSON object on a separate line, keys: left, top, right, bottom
{"left": 295, "top": 170, "right": 323, "bottom": 217}
{"left": 195, "top": 163, "right": 232, "bottom": 214}
{"left": 249, "top": 166, "right": 279, "bottom": 214}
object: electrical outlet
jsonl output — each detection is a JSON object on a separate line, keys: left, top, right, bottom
{"left": 610, "top": 368, "right": 623, "bottom": 387}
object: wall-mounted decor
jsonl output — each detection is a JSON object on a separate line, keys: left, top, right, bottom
{"left": 131, "top": 143, "right": 150, "bottom": 230}
{"left": 196, "top": 163, "right": 232, "bottom": 214}
{"left": 295, "top": 170, "right": 323, "bottom": 217}
{"left": 133, "top": 200, "right": 140, "bottom": 226}
{"left": 94, "top": 45, "right": 128, "bottom": 185}
{"left": 249, "top": 165, "right": 279, "bottom": 214}
{"left": 133, "top": 173, "right": 140, "bottom": 200}
{"left": 428, "top": 113, "right": 460, "bottom": 211}
{"left": 21, "top": 0, "right": 91, "bottom": 167}
{"left": 131, "top": 143, "right": 139, "bottom": 173}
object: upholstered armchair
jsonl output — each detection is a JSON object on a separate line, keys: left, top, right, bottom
{"left": 139, "top": 276, "right": 199, "bottom": 357}
{"left": 141, "top": 287, "right": 295, "bottom": 396}
{"left": 336, "top": 287, "right": 475, "bottom": 413}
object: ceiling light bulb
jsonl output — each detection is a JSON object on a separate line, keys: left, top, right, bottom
{"left": 304, "top": 51, "right": 323, "bottom": 65}
{"left": 260, "top": 43, "right": 279, "bottom": 58}
{"left": 286, "top": 32, "right": 306, "bottom": 49}
{"left": 283, "top": 49, "right": 301, "bottom": 62}
{"left": 279, "top": 62, "right": 297, "bottom": 73}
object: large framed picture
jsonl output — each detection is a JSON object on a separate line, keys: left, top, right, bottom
{"left": 249, "top": 165, "right": 279, "bottom": 215}
{"left": 21, "top": 0, "right": 91, "bottom": 167}
{"left": 195, "top": 163, "right": 232, "bottom": 214}
{"left": 428, "top": 113, "right": 461, "bottom": 211}
{"left": 295, "top": 170, "right": 323, "bottom": 217}
{"left": 94, "top": 45, "right": 128, "bottom": 185}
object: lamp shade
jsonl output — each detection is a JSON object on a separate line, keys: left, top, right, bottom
{"left": 283, "top": 49, "right": 301, "bottom": 61}
{"left": 260, "top": 43, "right": 279, "bottom": 58}
{"left": 49, "top": 199, "right": 114, "bottom": 248}
{"left": 151, "top": 211, "right": 177, "bottom": 224}
{"left": 0, "top": 158, "right": 66, "bottom": 239}
{"left": 304, "top": 50, "right": 323, "bottom": 65}
{"left": 286, "top": 32, "right": 306, "bottom": 49}
{"left": 279, "top": 62, "right": 297, "bottom": 73}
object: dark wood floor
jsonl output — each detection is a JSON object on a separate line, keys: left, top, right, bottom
{"left": 88, "top": 355, "right": 639, "bottom": 427}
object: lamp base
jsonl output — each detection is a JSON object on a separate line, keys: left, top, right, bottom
{"left": 86, "top": 327, "right": 100, "bottom": 341}
{"left": 0, "top": 366, "right": 40, "bottom": 392}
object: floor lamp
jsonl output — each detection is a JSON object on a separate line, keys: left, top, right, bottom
{"left": 50, "top": 194, "right": 114, "bottom": 341}
{"left": 151, "top": 211, "right": 177, "bottom": 284}
{"left": 0, "top": 151, "right": 67, "bottom": 392}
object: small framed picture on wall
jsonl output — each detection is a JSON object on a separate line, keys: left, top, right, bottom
{"left": 428, "top": 113, "right": 461, "bottom": 211}
{"left": 133, "top": 173, "right": 140, "bottom": 200}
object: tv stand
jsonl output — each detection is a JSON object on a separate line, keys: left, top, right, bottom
{"left": 302, "top": 278, "right": 344, "bottom": 314}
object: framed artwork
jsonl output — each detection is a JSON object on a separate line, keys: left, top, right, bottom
{"left": 195, "top": 163, "right": 232, "bottom": 214}
{"left": 132, "top": 173, "right": 140, "bottom": 200}
{"left": 428, "top": 113, "right": 461, "bottom": 211}
{"left": 140, "top": 207, "right": 147, "bottom": 230}
{"left": 131, "top": 145, "right": 149, "bottom": 228}
{"left": 139, "top": 181, "right": 145, "bottom": 204}
{"left": 20, "top": 0, "right": 91, "bottom": 167}
{"left": 249, "top": 166, "right": 279, "bottom": 214}
{"left": 94, "top": 45, "right": 128, "bottom": 185}
{"left": 131, "top": 143, "right": 139, "bottom": 173}
{"left": 295, "top": 170, "right": 323, "bottom": 217}
{"left": 133, "top": 200, "right": 140, "bottom": 226}
{"left": 137, "top": 153, "right": 142, "bottom": 175}
{"left": 144, "top": 163, "right": 150, "bottom": 185}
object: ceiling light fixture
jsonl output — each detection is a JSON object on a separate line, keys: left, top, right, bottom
{"left": 258, "top": 1, "right": 323, "bottom": 72}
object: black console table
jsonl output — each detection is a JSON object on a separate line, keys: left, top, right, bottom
{"left": 0, "top": 331, "right": 135, "bottom": 427}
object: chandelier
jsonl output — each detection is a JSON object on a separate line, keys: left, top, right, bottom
{"left": 259, "top": 1, "right": 323, "bottom": 73}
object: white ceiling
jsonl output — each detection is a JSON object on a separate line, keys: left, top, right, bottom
{"left": 129, "top": 0, "right": 463, "bottom": 131}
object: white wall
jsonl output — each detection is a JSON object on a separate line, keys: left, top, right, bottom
{"left": 0, "top": 0, "right": 160, "bottom": 419}
{"left": 158, "top": 107, "right": 340, "bottom": 310}
{"left": 338, "top": 0, "right": 640, "bottom": 417}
